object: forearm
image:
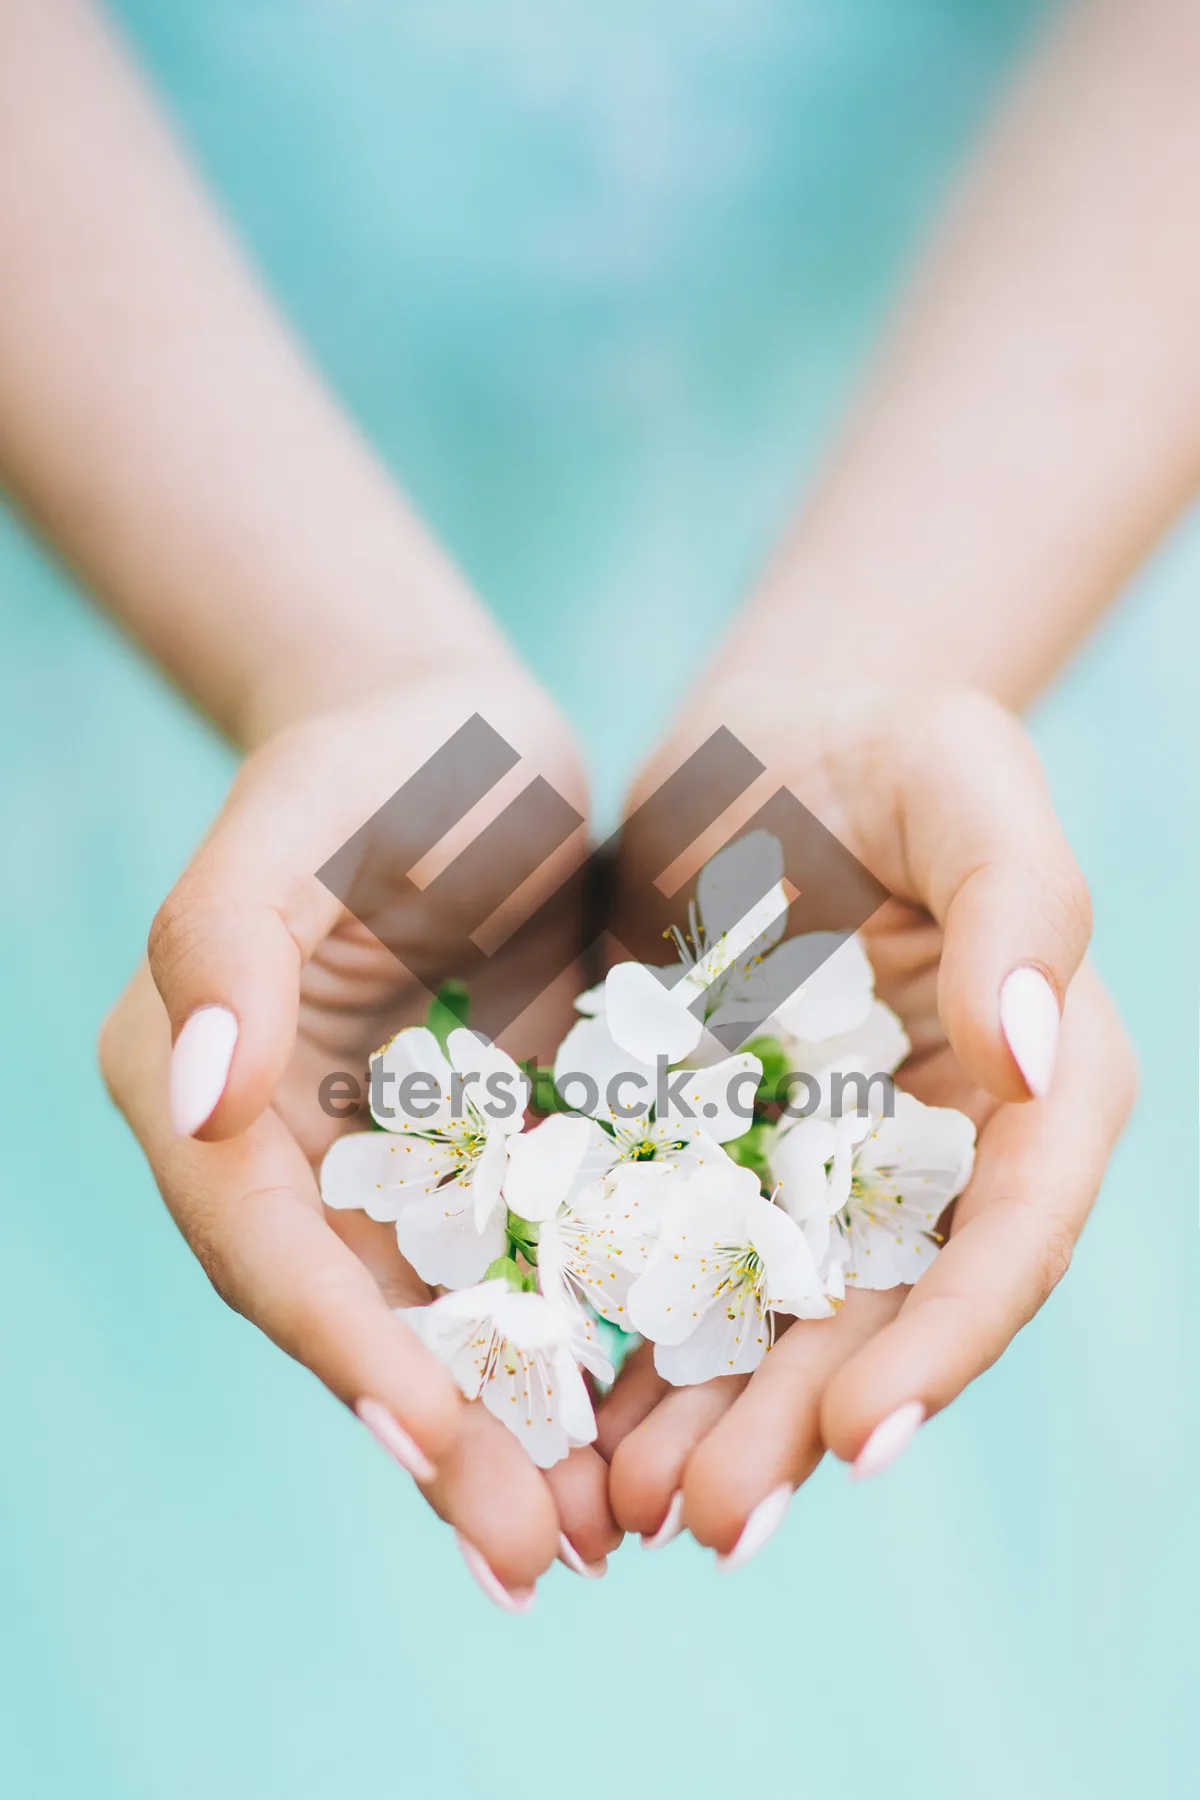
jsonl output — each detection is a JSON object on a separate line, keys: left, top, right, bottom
{"left": 0, "top": 0, "right": 506, "bottom": 748}
{"left": 717, "top": 0, "right": 1200, "bottom": 711}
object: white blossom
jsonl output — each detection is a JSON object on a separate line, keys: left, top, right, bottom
{"left": 320, "top": 1025, "right": 528, "bottom": 1289}
{"left": 626, "top": 1163, "right": 839, "bottom": 1384}
{"left": 404, "top": 1280, "right": 595, "bottom": 1468}
{"left": 770, "top": 1087, "right": 976, "bottom": 1290}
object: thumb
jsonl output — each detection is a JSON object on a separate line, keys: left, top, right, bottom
{"left": 150, "top": 734, "right": 346, "bottom": 1141}
{"left": 892, "top": 692, "right": 1092, "bottom": 1103}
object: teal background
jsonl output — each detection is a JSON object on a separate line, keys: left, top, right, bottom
{"left": 1, "top": 3, "right": 1196, "bottom": 1795}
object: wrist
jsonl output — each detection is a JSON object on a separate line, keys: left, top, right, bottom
{"left": 233, "top": 591, "right": 517, "bottom": 751}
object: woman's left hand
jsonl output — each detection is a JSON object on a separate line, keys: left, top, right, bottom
{"left": 597, "top": 683, "right": 1137, "bottom": 1558}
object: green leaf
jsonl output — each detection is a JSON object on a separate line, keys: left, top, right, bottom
{"left": 742, "top": 1033, "right": 791, "bottom": 1108}
{"left": 425, "top": 979, "right": 471, "bottom": 1053}
{"left": 482, "top": 1255, "right": 526, "bottom": 1290}
{"left": 529, "top": 1065, "right": 563, "bottom": 1116}
{"left": 725, "top": 1119, "right": 774, "bottom": 1194}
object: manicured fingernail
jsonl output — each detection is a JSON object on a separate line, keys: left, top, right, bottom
{"left": 355, "top": 1397, "right": 436, "bottom": 1483}
{"left": 558, "top": 1532, "right": 607, "bottom": 1579}
{"left": 716, "top": 1483, "right": 792, "bottom": 1571}
{"left": 999, "top": 967, "right": 1059, "bottom": 1099}
{"left": 642, "top": 1489, "right": 685, "bottom": 1550}
{"left": 455, "top": 1532, "right": 536, "bottom": 1615}
{"left": 169, "top": 1005, "right": 239, "bottom": 1136}
{"left": 851, "top": 1400, "right": 926, "bottom": 1480}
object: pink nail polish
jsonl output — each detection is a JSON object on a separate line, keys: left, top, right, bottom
{"left": 455, "top": 1532, "right": 536, "bottom": 1615}
{"left": 355, "top": 1397, "right": 436, "bottom": 1483}
{"left": 999, "top": 968, "right": 1059, "bottom": 1099}
{"left": 169, "top": 1005, "right": 239, "bottom": 1137}
{"left": 715, "top": 1484, "right": 792, "bottom": 1571}
{"left": 851, "top": 1401, "right": 926, "bottom": 1480}
{"left": 642, "top": 1489, "right": 685, "bottom": 1550}
{"left": 558, "top": 1532, "right": 607, "bottom": 1579}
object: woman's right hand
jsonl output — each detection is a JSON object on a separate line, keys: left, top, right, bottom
{"left": 99, "top": 665, "right": 620, "bottom": 1608}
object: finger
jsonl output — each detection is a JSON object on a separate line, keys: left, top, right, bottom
{"left": 148, "top": 728, "right": 361, "bottom": 1143}
{"left": 544, "top": 1447, "right": 624, "bottom": 1574}
{"left": 609, "top": 1375, "right": 749, "bottom": 1538}
{"left": 100, "top": 967, "right": 462, "bottom": 1464}
{"left": 151, "top": 693, "right": 588, "bottom": 1143}
{"left": 592, "top": 1339, "right": 670, "bottom": 1461}
{"left": 821, "top": 965, "right": 1137, "bottom": 1466}
{"left": 894, "top": 691, "right": 1093, "bottom": 1102}
{"left": 681, "top": 1290, "right": 903, "bottom": 1555}
{"left": 319, "top": 1205, "right": 612, "bottom": 1577}
{"left": 422, "top": 1403, "right": 561, "bottom": 1598}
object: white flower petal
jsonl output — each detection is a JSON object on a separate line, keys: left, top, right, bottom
{"left": 401, "top": 1279, "right": 511, "bottom": 1397}
{"left": 696, "top": 830, "right": 787, "bottom": 948}
{"left": 859, "top": 1089, "right": 977, "bottom": 1197}
{"left": 320, "top": 1130, "right": 452, "bottom": 1222}
{"left": 552, "top": 1341, "right": 602, "bottom": 1446}
{"left": 369, "top": 1026, "right": 453, "bottom": 1132}
{"left": 625, "top": 1162, "right": 762, "bottom": 1345}
{"left": 660, "top": 1053, "right": 762, "bottom": 1145}
{"left": 470, "top": 1127, "right": 510, "bottom": 1232}
{"left": 650, "top": 1292, "right": 770, "bottom": 1384}
{"left": 503, "top": 1113, "right": 600, "bottom": 1223}
{"left": 555, "top": 1160, "right": 680, "bottom": 1325}
{"left": 769, "top": 1116, "right": 838, "bottom": 1223}
{"left": 770, "top": 932, "right": 875, "bottom": 1043}
{"left": 842, "top": 1090, "right": 976, "bottom": 1290}
{"left": 626, "top": 1240, "right": 728, "bottom": 1347}
{"left": 746, "top": 1192, "right": 836, "bottom": 1319}
{"left": 553, "top": 1015, "right": 655, "bottom": 1124}
{"left": 604, "top": 961, "right": 703, "bottom": 1066}
{"left": 477, "top": 1292, "right": 597, "bottom": 1467}
{"left": 394, "top": 1184, "right": 507, "bottom": 1289}
{"left": 446, "top": 1028, "right": 530, "bottom": 1135}
{"left": 537, "top": 1233, "right": 615, "bottom": 1383}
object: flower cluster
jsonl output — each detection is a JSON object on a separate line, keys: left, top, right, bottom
{"left": 320, "top": 833, "right": 977, "bottom": 1469}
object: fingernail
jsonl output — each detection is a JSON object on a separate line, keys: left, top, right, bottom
{"left": 455, "top": 1532, "right": 536, "bottom": 1615}
{"left": 169, "top": 1005, "right": 239, "bottom": 1136}
{"left": 557, "top": 1532, "right": 607, "bottom": 1579}
{"left": 355, "top": 1397, "right": 436, "bottom": 1483}
{"left": 716, "top": 1483, "right": 792, "bottom": 1572}
{"left": 999, "top": 967, "right": 1059, "bottom": 1099}
{"left": 641, "top": 1489, "right": 685, "bottom": 1550}
{"left": 851, "top": 1400, "right": 926, "bottom": 1480}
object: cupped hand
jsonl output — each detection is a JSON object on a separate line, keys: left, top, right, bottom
{"left": 100, "top": 666, "right": 621, "bottom": 1601}
{"left": 600, "top": 683, "right": 1136, "bottom": 1559}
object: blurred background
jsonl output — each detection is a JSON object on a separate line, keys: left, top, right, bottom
{"left": 1, "top": 2, "right": 1196, "bottom": 1795}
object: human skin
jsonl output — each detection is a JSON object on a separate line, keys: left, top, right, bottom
{"left": 0, "top": 0, "right": 617, "bottom": 1600}
{"left": 0, "top": 0, "right": 1189, "bottom": 1593}
{"left": 600, "top": 0, "right": 1200, "bottom": 1552}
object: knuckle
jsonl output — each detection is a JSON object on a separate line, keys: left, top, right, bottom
{"left": 1036, "top": 1225, "right": 1075, "bottom": 1303}
{"left": 95, "top": 1003, "right": 127, "bottom": 1102}
{"left": 146, "top": 885, "right": 206, "bottom": 988}
{"left": 1110, "top": 1024, "right": 1140, "bottom": 1123}
{"left": 1032, "top": 860, "right": 1093, "bottom": 959}
{"left": 189, "top": 1227, "right": 242, "bottom": 1315}
{"left": 1003, "top": 1189, "right": 1076, "bottom": 1310}
{"left": 172, "top": 1193, "right": 247, "bottom": 1317}
{"left": 919, "top": 685, "right": 1018, "bottom": 764}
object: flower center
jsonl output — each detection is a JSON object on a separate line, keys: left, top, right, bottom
{"left": 711, "top": 1244, "right": 766, "bottom": 1317}
{"left": 423, "top": 1115, "right": 487, "bottom": 1181}
{"left": 847, "top": 1163, "right": 901, "bottom": 1226}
